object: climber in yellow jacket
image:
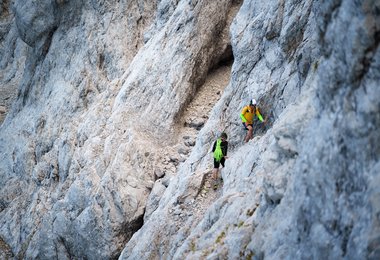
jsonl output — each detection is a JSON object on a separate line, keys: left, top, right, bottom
{"left": 240, "top": 98, "right": 265, "bottom": 142}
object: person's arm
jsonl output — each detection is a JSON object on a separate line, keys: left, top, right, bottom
{"left": 223, "top": 141, "right": 228, "bottom": 156}
{"left": 240, "top": 106, "right": 248, "bottom": 123}
{"left": 212, "top": 141, "right": 216, "bottom": 152}
{"left": 256, "top": 108, "right": 264, "bottom": 122}
{"left": 240, "top": 113, "right": 247, "bottom": 123}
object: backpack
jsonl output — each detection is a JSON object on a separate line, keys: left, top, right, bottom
{"left": 213, "top": 139, "right": 223, "bottom": 162}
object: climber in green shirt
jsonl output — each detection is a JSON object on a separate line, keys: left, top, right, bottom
{"left": 211, "top": 132, "right": 228, "bottom": 189}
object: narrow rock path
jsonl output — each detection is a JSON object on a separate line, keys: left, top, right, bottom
{"left": 158, "top": 64, "right": 231, "bottom": 174}
{"left": 157, "top": 64, "right": 230, "bottom": 168}
{"left": 179, "top": 65, "right": 231, "bottom": 219}
{"left": 161, "top": 64, "right": 232, "bottom": 224}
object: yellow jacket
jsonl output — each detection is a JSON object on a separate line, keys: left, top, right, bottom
{"left": 240, "top": 105, "right": 264, "bottom": 124}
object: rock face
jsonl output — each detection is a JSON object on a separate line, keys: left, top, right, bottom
{"left": 0, "top": 0, "right": 379, "bottom": 259}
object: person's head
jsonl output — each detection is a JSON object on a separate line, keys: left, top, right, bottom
{"left": 220, "top": 132, "right": 228, "bottom": 140}
{"left": 249, "top": 98, "right": 257, "bottom": 107}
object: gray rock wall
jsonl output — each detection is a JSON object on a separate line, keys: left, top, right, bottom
{"left": 121, "top": 0, "right": 380, "bottom": 259}
{"left": 0, "top": 0, "right": 28, "bottom": 124}
{"left": 0, "top": 0, "right": 379, "bottom": 259}
{"left": 1, "top": 0, "right": 161, "bottom": 259}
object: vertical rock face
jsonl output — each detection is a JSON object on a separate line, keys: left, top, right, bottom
{"left": 1, "top": 0, "right": 162, "bottom": 259}
{"left": 0, "top": 0, "right": 28, "bottom": 124}
{"left": 13, "top": 0, "right": 59, "bottom": 47}
{"left": 0, "top": 0, "right": 379, "bottom": 260}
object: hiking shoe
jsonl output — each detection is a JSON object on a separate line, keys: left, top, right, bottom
{"left": 213, "top": 180, "right": 218, "bottom": 190}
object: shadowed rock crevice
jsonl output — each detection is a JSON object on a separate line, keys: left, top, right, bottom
{"left": 213, "top": 44, "right": 234, "bottom": 69}
{"left": 116, "top": 214, "right": 145, "bottom": 259}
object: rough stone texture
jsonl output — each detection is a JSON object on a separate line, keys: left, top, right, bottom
{"left": 13, "top": 0, "right": 59, "bottom": 47}
{"left": 0, "top": 0, "right": 28, "bottom": 124}
{"left": 0, "top": 0, "right": 379, "bottom": 259}
{"left": 1, "top": 0, "right": 160, "bottom": 259}
{"left": 120, "top": 0, "right": 380, "bottom": 259}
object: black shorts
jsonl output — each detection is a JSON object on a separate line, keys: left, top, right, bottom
{"left": 242, "top": 122, "right": 253, "bottom": 130}
{"left": 214, "top": 157, "right": 225, "bottom": 168}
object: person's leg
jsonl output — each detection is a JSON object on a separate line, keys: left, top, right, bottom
{"left": 248, "top": 127, "right": 253, "bottom": 140}
{"left": 245, "top": 125, "right": 253, "bottom": 142}
{"left": 212, "top": 168, "right": 218, "bottom": 180}
{"left": 212, "top": 159, "right": 220, "bottom": 189}
{"left": 213, "top": 168, "right": 219, "bottom": 190}
{"left": 213, "top": 159, "right": 220, "bottom": 180}
{"left": 218, "top": 157, "right": 226, "bottom": 182}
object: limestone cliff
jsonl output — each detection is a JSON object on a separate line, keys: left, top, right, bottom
{"left": 0, "top": 0, "right": 379, "bottom": 259}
